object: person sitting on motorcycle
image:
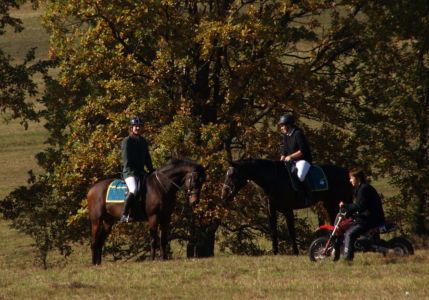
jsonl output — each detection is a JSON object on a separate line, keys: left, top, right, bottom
{"left": 339, "top": 168, "right": 386, "bottom": 261}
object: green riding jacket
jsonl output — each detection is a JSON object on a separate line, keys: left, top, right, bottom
{"left": 121, "top": 134, "right": 154, "bottom": 179}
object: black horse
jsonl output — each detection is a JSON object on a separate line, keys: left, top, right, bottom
{"left": 221, "top": 158, "right": 353, "bottom": 255}
{"left": 88, "top": 159, "right": 205, "bottom": 265}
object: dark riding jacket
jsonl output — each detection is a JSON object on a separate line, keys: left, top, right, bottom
{"left": 121, "top": 135, "right": 154, "bottom": 179}
{"left": 282, "top": 127, "right": 313, "bottom": 163}
{"left": 344, "top": 183, "right": 385, "bottom": 227}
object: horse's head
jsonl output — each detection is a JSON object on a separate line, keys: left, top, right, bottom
{"left": 221, "top": 161, "right": 248, "bottom": 203}
{"left": 185, "top": 166, "right": 205, "bottom": 205}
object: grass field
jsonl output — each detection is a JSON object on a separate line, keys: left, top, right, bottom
{"left": 0, "top": 3, "right": 49, "bottom": 63}
{"left": 1, "top": 4, "right": 429, "bottom": 300}
{"left": 1, "top": 218, "right": 429, "bottom": 300}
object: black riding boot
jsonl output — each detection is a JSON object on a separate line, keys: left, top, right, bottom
{"left": 120, "top": 192, "right": 135, "bottom": 222}
{"left": 343, "top": 250, "right": 354, "bottom": 261}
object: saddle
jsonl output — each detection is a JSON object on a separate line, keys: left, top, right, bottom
{"left": 284, "top": 162, "right": 329, "bottom": 192}
{"left": 106, "top": 174, "right": 148, "bottom": 203}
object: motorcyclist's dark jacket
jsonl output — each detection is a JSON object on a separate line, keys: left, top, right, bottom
{"left": 121, "top": 135, "right": 153, "bottom": 179}
{"left": 281, "top": 127, "right": 313, "bottom": 163}
{"left": 344, "top": 183, "right": 385, "bottom": 227}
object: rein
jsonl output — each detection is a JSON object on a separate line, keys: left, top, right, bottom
{"left": 222, "top": 183, "right": 233, "bottom": 191}
{"left": 155, "top": 171, "right": 199, "bottom": 195}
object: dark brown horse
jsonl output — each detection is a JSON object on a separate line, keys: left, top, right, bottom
{"left": 221, "top": 158, "right": 353, "bottom": 255}
{"left": 88, "top": 159, "right": 205, "bottom": 265}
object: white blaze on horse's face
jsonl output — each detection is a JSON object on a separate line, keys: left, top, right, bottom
{"left": 187, "top": 171, "right": 203, "bottom": 205}
{"left": 222, "top": 167, "right": 237, "bottom": 201}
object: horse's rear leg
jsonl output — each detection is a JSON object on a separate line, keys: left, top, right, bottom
{"left": 91, "top": 220, "right": 112, "bottom": 265}
{"left": 91, "top": 220, "right": 103, "bottom": 265}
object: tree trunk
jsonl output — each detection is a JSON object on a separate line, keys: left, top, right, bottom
{"left": 187, "top": 220, "right": 219, "bottom": 258}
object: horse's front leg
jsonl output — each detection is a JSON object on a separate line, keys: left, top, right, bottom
{"left": 284, "top": 210, "right": 299, "bottom": 255}
{"left": 90, "top": 219, "right": 113, "bottom": 265}
{"left": 149, "top": 228, "right": 158, "bottom": 260}
{"left": 149, "top": 215, "right": 159, "bottom": 260}
{"left": 160, "top": 222, "right": 170, "bottom": 260}
{"left": 268, "top": 207, "right": 279, "bottom": 255}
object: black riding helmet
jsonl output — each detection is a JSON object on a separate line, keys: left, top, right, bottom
{"left": 278, "top": 114, "right": 295, "bottom": 126}
{"left": 129, "top": 117, "right": 144, "bottom": 126}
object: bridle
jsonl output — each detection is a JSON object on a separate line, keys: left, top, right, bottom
{"left": 155, "top": 170, "right": 201, "bottom": 196}
{"left": 222, "top": 167, "right": 251, "bottom": 199}
{"left": 222, "top": 182, "right": 235, "bottom": 198}
{"left": 186, "top": 171, "right": 201, "bottom": 195}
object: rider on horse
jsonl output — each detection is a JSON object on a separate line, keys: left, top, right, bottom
{"left": 278, "top": 113, "right": 313, "bottom": 203}
{"left": 121, "top": 117, "right": 155, "bottom": 222}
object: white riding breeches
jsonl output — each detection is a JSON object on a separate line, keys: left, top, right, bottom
{"left": 295, "top": 160, "right": 311, "bottom": 182}
{"left": 125, "top": 176, "right": 138, "bottom": 194}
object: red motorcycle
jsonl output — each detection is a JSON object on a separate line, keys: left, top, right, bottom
{"left": 308, "top": 208, "right": 414, "bottom": 262}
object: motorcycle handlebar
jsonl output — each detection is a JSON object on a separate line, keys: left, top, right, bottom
{"left": 339, "top": 207, "right": 348, "bottom": 214}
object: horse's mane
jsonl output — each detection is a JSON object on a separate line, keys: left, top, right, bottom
{"left": 235, "top": 158, "right": 280, "bottom": 169}
{"left": 234, "top": 158, "right": 350, "bottom": 185}
{"left": 232, "top": 158, "right": 286, "bottom": 181}
{"left": 158, "top": 158, "right": 205, "bottom": 173}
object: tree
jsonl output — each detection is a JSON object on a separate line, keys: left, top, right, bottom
{"left": 36, "top": 0, "right": 363, "bottom": 258}
{"left": 337, "top": 0, "right": 429, "bottom": 235}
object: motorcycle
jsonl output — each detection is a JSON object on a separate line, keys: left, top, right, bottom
{"left": 308, "top": 208, "right": 414, "bottom": 262}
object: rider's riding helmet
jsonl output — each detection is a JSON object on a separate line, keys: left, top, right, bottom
{"left": 278, "top": 114, "right": 295, "bottom": 126}
{"left": 129, "top": 117, "right": 144, "bottom": 126}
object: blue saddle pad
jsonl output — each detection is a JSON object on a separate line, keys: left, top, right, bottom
{"left": 286, "top": 164, "right": 329, "bottom": 192}
{"left": 106, "top": 179, "right": 128, "bottom": 203}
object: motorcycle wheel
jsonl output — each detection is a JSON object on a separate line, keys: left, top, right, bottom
{"left": 387, "top": 237, "right": 414, "bottom": 256}
{"left": 308, "top": 236, "right": 341, "bottom": 262}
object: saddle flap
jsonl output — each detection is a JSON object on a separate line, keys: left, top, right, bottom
{"left": 307, "top": 166, "right": 329, "bottom": 191}
{"left": 285, "top": 163, "right": 329, "bottom": 192}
